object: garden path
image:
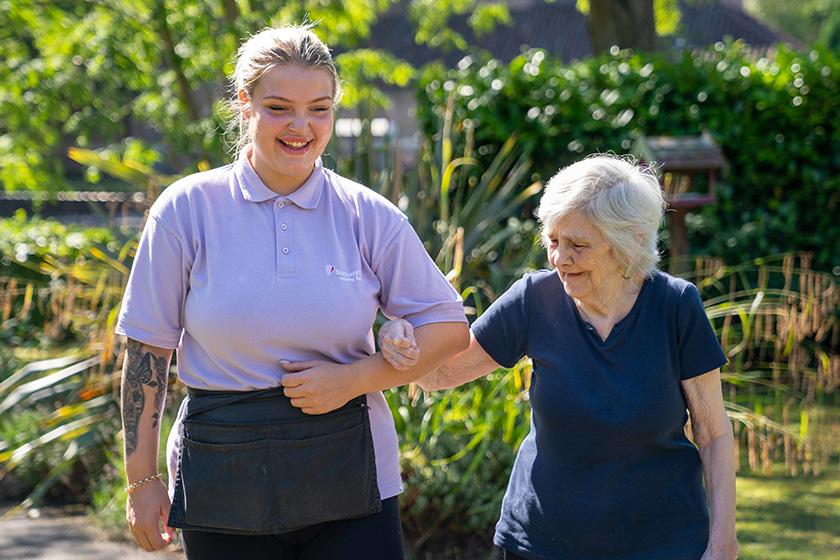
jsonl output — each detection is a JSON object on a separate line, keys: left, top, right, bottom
{"left": 0, "top": 507, "right": 182, "bottom": 560}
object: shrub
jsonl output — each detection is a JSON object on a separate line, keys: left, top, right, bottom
{"left": 417, "top": 42, "right": 840, "bottom": 271}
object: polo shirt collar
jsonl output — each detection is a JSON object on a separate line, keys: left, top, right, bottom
{"left": 236, "top": 145, "right": 325, "bottom": 209}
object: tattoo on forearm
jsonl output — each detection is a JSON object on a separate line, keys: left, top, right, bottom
{"left": 121, "top": 340, "right": 168, "bottom": 456}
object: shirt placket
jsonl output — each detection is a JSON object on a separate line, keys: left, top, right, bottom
{"left": 274, "top": 199, "right": 295, "bottom": 277}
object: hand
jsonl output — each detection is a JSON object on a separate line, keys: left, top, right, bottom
{"left": 126, "top": 479, "right": 175, "bottom": 551}
{"left": 700, "top": 538, "right": 739, "bottom": 560}
{"left": 280, "top": 360, "right": 359, "bottom": 414}
{"left": 378, "top": 319, "right": 420, "bottom": 370}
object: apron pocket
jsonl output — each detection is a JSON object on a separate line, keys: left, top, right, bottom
{"left": 180, "top": 438, "right": 275, "bottom": 533}
{"left": 271, "top": 421, "right": 380, "bottom": 530}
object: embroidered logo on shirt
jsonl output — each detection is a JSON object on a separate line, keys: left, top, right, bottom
{"left": 325, "top": 264, "right": 362, "bottom": 282}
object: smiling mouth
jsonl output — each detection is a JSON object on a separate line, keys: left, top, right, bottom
{"left": 278, "top": 139, "right": 312, "bottom": 152}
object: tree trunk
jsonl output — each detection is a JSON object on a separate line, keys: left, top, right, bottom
{"left": 222, "top": 0, "right": 239, "bottom": 23}
{"left": 586, "top": 0, "right": 657, "bottom": 54}
{"left": 152, "top": 0, "right": 201, "bottom": 123}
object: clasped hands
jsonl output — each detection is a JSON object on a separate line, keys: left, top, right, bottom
{"left": 281, "top": 319, "right": 420, "bottom": 414}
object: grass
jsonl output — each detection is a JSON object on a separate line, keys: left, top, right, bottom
{"left": 411, "top": 463, "right": 840, "bottom": 559}
{"left": 736, "top": 466, "right": 840, "bottom": 560}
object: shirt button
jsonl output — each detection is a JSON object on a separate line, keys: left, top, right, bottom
{"left": 282, "top": 248, "right": 290, "bottom": 254}
{"left": 277, "top": 201, "right": 285, "bottom": 208}
{"left": 280, "top": 223, "right": 288, "bottom": 231}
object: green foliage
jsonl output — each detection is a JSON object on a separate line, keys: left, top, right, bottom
{"left": 0, "top": 354, "right": 118, "bottom": 506}
{"left": 0, "top": 211, "right": 125, "bottom": 346}
{"left": 688, "top": 254, "right": 840, "bottom": 475}
{"left": 335, "top": 50, "right": 416, "bottom": 109}
{"left": 417, "top": 42, "right": 840, "bottom": 271}
{"left": 389, "top": 366, "right": 531, "bottom": 549}
{"left": 576, "top": 0, "right": 681, "bottom": 36}
{"left": 0, "top": 0, "right": 513, "bottom": 193}
{"left": 747, "top": 0, "right": 840, "bottom": 49}
{"left": 468, "top": 3, "right": 512, "bottom": 37}
{"left": 393, "top": 134, "right": 545, "bottom": 303}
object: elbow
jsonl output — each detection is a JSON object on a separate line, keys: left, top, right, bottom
{"left": 695, "top": 422, "right": 735, "bottom": 452}
{"left": 415, "top": 376, "right": 436, "bottom": 392}
{"left": 437, "top": 323, "right": 469, "bottom": 363}
{"left": 452, "top": 323, "right": 470, "bottom": 353}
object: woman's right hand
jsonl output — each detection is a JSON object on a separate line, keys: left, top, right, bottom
{"left": 378, "top": 319, "right": 420, "bottom": 370}
{"left": 126, "top": 479, "right": 175, "bottom": 551}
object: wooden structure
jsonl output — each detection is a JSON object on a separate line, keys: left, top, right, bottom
{"left": 633, "top": 134, "right": 725, "bottom": 272}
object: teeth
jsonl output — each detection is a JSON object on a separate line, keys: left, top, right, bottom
{"left": 283, "top": 140, "right": 308, "bottom": 148}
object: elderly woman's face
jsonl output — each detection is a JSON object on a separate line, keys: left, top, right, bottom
{"left": 546, "top": 212, "right": 624, "bottom": 301}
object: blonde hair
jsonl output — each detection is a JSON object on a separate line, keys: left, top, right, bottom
{"left": 227, "top": 25, "right": 343, "bottom": 156}
{"left": 536, "top": 155, "right": 666, "bottom": 279}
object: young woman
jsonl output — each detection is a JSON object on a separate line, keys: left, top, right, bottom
{"left": 116, "top": 25, "right": 468, "bottom": 559}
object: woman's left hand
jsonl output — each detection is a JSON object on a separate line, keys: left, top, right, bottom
{"left": 280, "top": 360, "right": 358, "bottom": 414}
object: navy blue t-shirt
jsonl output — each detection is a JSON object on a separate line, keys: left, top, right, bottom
{"left": 472, "top": 269, "right": 727, "bottom": 560}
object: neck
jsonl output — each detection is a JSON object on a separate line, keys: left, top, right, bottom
{"left": 246, "top": 149, "right": 315, "bottom": 196}
{"left": 576, "top": 275, "right": 644, "bottom": 321}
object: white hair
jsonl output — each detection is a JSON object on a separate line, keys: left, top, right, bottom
{"left": 536, "top": 154, "right": 666, "bottom": 278}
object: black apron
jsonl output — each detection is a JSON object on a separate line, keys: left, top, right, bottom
{"left": 168, "top": 387, "right": 381, "bottom": 535}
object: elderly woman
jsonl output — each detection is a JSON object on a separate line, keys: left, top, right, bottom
{"left": 380, "top": 156, "right": 738, "bottom": 560}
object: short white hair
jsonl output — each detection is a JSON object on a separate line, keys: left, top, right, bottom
{"left": 536, "top": 154, "right": 665, "bottom": 278}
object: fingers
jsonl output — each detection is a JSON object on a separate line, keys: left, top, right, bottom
{"left": 381, "top": 335, "right": 420, "bottom": 355}
{"left": 289, "top": 397, "right": 324, "bottom": 415}
{"left": 132, "top": 524, "right": 167, "bottom": 551}
{"left": 399, "top": 320, "right": 415, "bottom": 341}
{"left": 280, "top": 360, "right": 315, "bottom": 373}
{"left": 282, "top": 384, "right": 307, "bottom": 398}
{"left": 381, "top": 345, "right": 420, "bottom": 370}
{"left": 161, "top": 499, "right": 176, "bottom": 542}
{"left": 380, "top": 325, "right": 421, "bottom": 370}
{"left": 126, "top": 484, "right": 173, "bottom": 552}
{"left": 379, "top": 319, "right": 416, "bottom": 346}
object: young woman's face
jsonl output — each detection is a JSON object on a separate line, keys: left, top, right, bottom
{"left": 242, "top": 64, "right": 335, "bottom": 193}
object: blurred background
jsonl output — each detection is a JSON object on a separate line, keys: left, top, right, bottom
{"left": 1, "top": 1, "right": 838, "bottom": 558}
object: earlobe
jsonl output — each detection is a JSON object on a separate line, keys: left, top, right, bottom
{"left": 238, "top": 89, "right": 251, "bottom": 119}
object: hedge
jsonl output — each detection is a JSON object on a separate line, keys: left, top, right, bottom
{"left": 416, "top": 42, "right": 840, "bottom": 271}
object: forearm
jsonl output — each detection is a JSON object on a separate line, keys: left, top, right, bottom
{"left": 699, "top": 429, "right": 737, "bottom": 548}
{"left": 352, "top": 322, "right": 469, "bottom": 395}
{"left": 121, "top": 339, "right": 172, "bottom": 481}
{"left": 415, "top": 363, "right": 465, "bottom": 391}
{"left": 416, "top": 332, "right": 498, "bottom": 391}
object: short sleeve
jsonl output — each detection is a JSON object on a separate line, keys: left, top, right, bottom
{"left": 471, "top": 275, "right": 529, "bottom": 368}
{"left": 374, "top": 220, "right": 467, "bottom": 328}
{"left": 676, "top": 282, "right": 727, "bottom": 379}
{"left": 115, "top": 216, "right": 190, "bottom": 349}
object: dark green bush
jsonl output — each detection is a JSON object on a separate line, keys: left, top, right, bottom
{"left": 417, "top": 42, "right": 840, "bottom": 271}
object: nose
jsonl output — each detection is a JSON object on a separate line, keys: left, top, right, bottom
{"left": 289, "top": 113, "right": 307, "bottom": 132}
{"left": 552, "top": 244, "right": 573, "bottom": 267}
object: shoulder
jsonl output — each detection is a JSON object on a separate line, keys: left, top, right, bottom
{"left": 525, "top": 269, "right": 560, "bottom": 287}
{"left": 324, "top": 169, "right": 407, "bottom": 228}
{"left": 647, "top": 270, "right": 700, "bottom": 300}
{"left": 494, "top": 269, "right": 558, "bottom": 308}
{"left": 644, "top": 271, "right": 707, "bottom": 327}
{"left": 149, "top": 164, "right": 236, "bottom": 226}
{"left": 520, "top": 269, "right": 562, "bottom": 299}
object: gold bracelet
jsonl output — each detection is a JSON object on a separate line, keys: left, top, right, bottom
{"left": 127, "top": 473, "right": 163, "bottom": 494}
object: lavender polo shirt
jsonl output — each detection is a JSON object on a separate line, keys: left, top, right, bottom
{"left": 115, "top": 147, "right": 467, "bottom": 499}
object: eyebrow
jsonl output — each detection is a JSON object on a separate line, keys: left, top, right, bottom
{"left": 261, "top": 95, "right": 333, "bottom": 103}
